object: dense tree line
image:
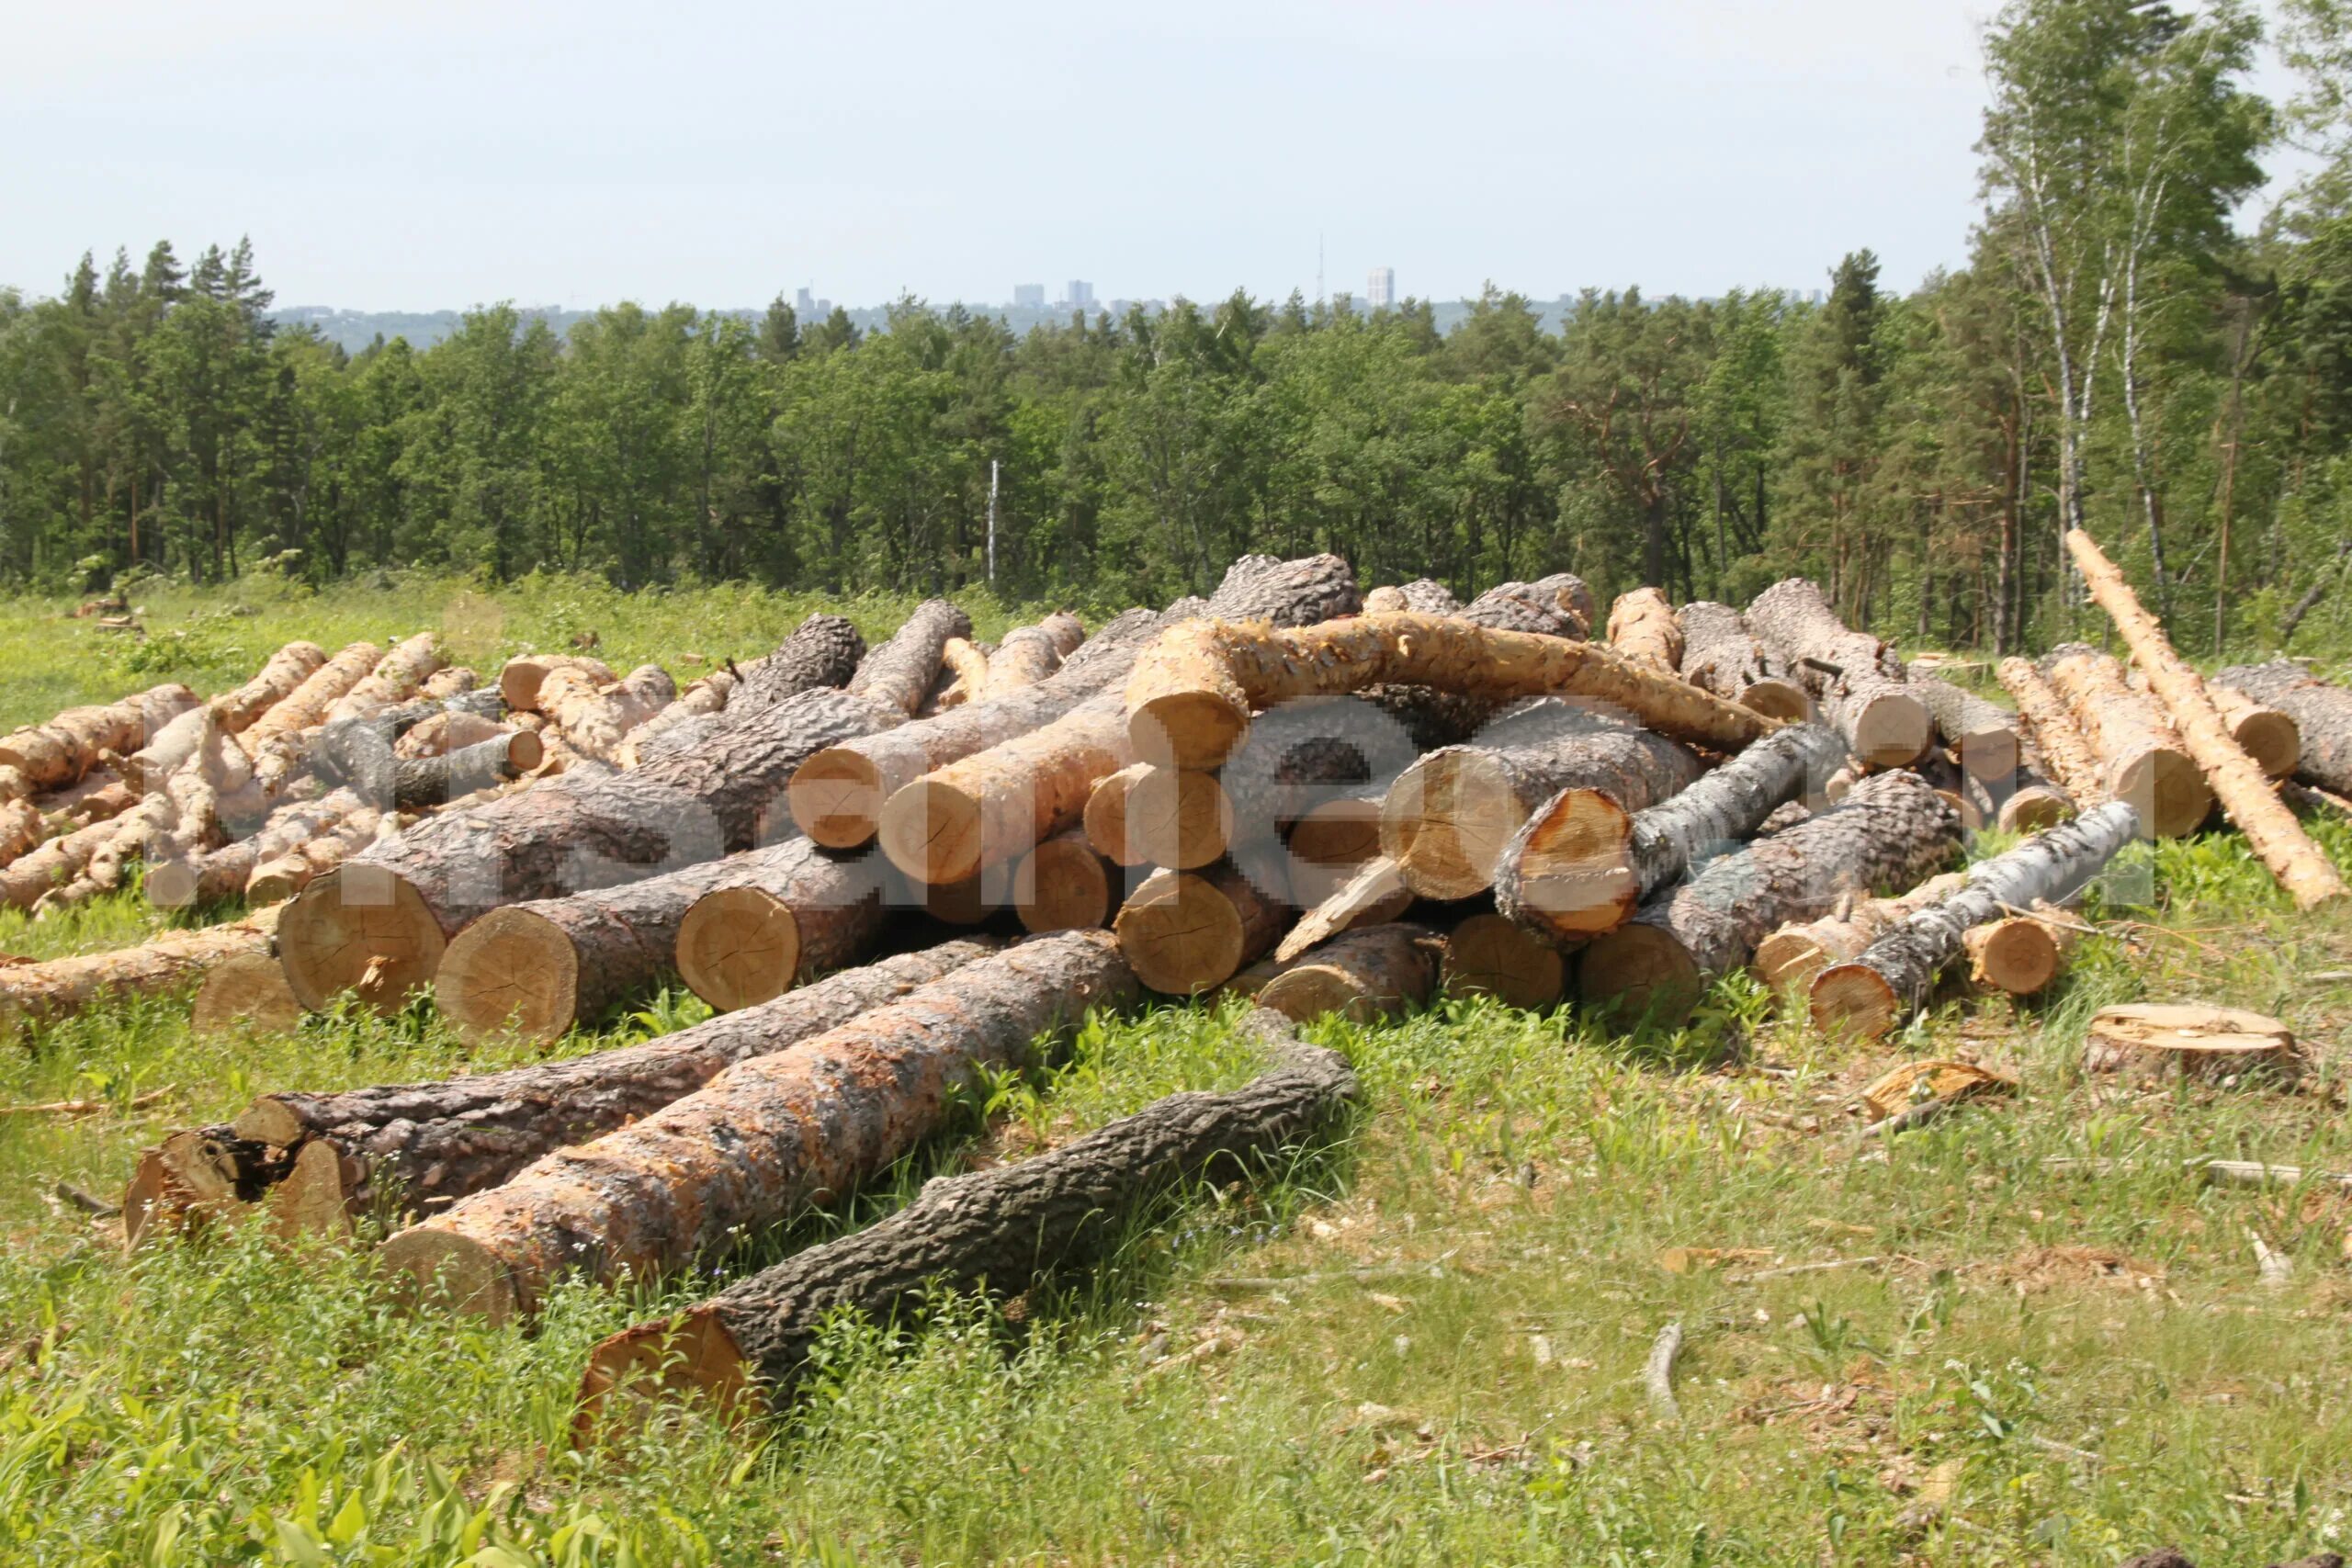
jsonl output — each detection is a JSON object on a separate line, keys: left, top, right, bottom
{"left": 0, "top": 0, "right": 2346, "bottom": 654}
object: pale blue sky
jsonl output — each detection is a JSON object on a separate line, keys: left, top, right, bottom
{"left": 0, "top": 0, "right": 2309, "bottom": 311}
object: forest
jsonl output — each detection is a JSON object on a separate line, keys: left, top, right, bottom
{"left": 0, "top": 0, "right": 2346, "bottom": 660}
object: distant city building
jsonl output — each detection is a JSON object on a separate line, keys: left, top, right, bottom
{"left": 1367, "top": 267, "right": 1396, "bottom": 309}
{"left": 1066, "top": 279, "right": 1095, "bottom": 309}
{"left": 795, "top": 287, "right": 815, "bottom": 317}
{"left": 1013, "top": 283, "right": 1046, "bottom": 309}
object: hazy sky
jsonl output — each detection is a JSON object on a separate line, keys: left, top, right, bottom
{"left": 0, "top": 0, "right": 2310, "bottom": 311}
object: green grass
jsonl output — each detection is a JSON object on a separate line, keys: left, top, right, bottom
{"left": 0, "top": 581, "right": 2350, "bottom": 1562}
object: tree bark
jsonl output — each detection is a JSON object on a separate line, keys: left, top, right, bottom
{"left": 1256, "top": 922, "right": 1435, "bottom": 1024}
{"left": 975, "top": 626, "right": 1061, "bottom": 699}
{"left": 1, "top": 815, "right": 123, "bottom": 910}
{"left": 668, "top": 839, "right": 892, "bottom": 1015}
{"left": 538, "top": 663, "right": 676, "bottom": 763}
{"left": 1464, "top": 574, "right": 1596, "bottom": 637}
{"left": 243, "top": 801, "right": 385, "bottom": 906}
{"left": 145, "top": 782, "right": 346, "bottom": 909}
{"left": 1383, "top": 702, "right": 1705, "bottom": 900}
{"left": 209, "top": 640, "right": 331, "bottom": 735}
{"left": 1363, "top": 580, "right": 1462, "bottom": 615}
{"left": 1578, "top": 770, "right": 1961, "bottom": 1024}
{"left": 1743, "top": 578, "right": 1930, "bottom": 768}
{"left": 1810, "top": 799, "right": 2143, "bottom": 1038}
{"left": 1129, "top": 613, "right": 1776, "bottom": 775}
{"left": 1440, "top": 911, "right": 1566, "bottom": 1010}
{"left": 498, "top": 654, "right": 616, "bottom": 716}
{"left": 616, "top": 670, "right": 737, "bottom": 768}
{"left": 573, "top": 1007, "right": 1354, "bottom": 1436}
{"left": 847, "top": 599, "right": 972, "bottom": 716}
{"left": 1010, "top": 827, "right": 1121, "bottom": 933}
{"left": 0, "top": 683, "right": 199, "bottom": 793}
{"left": 376, "top": 931, "right": 1134, "bottom": 1323}
{"left": 732, "top": 615, "right": 867, "bottom": 713}
{"left": 241, "top": 642, "right": 381, "bottom": 750}
{"left": 313, "top": 726, "right": 543, "bottom": 815}
{"left": 0, "top": 799, "right": 37, "bottom": 868}
{"left": 930, "top": 637, "right": 990, "bottom": 711}
{"left": 1674, "top": 602, "right": 1810, "bottom": 721}
{"left": 0, "top": 908, "right": 278, "bottom": 1033}
{"left": 1605, "top": 587, "right": 1685, "bottom": 671}
{"left": 1903, "top": 671, "right": 2019, "bottom": 785}
{"left": 1751, "top": 872, "right": 1969, "bottom": 992}
{"left": 1114, "top": 863, "right": 1289, "bottom": 995}
{"left": 1997, "top": 658, "right": 2107, "bottom": 810}
{"left": 322, "top": 633, "right": 443, "bottom": 724}
{"left": 1493, "top": 720, "right": 1845, "bottom": 943}
{"left": 2041, "top": 641, "right": 2212, "bottom": 840}
{"left": 2067, "top": 528, "right": 2343, "bottom": 907}
{"left": 2216, "top": 661, "right": 2352, "bottom": 796}
{"left": 277, "top": 687, "right": 903, "bottom": 1012}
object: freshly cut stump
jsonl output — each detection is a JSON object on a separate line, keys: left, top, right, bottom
{"left": 191, "top": 952, "right": 305, "bottom": 1038}
{"left": 1441, "top": 912, "right": 1566, "bottom": 1010}
{"left": 1114, "top": 863, "right": 1289, "bottom": 995}
{"left": 1011, "top": 828, "right": 1119, "bottom": 933}
{"left": 573, "top": 1008, "right": 1354, "bottom": 1438}
{"left": 2041, "top": 643, "right": 2211, "bottom": 839}
{"left": 377, "top": 932, "right": 1136, "bottom": 1323}
{"left": 1675, "top": 602, "right": 1810, "bottom": 720}
{"left": 1744, "top": 579, "right": 1928, "bottom": 767}
{"left": 2081, "top": 1004, "right": 2298, "bottom": 1085}
{"left": 1256, "top": 923, "right": 1435, "bottom": 1024}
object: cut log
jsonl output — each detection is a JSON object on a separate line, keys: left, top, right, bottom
{"left": 931, "top": 637, "right": 990, "bottom": 711}
{"left": 1675, "top": 602, "right": 1810, "bottom": 721}
{"left": 146, "top": 784, "right": 353, "bottom": 910}
{"left": 1083, "top": 762, "right": 1229, "bottom": 871}
{"left": 1363, "top": 580, "right": 1462, "bottom": 615}
{"left": 276, "top": 687, "right": 902, "bottom": 1013}
{"left": 1744, "top": 579, "right": 1930, "bottom": 768}
{"left": 792, "top": 556, "right": 1352, "bottom": 852}
{"left": 1808, "top": 799, "right": 2142, "bottom": 1040}
{"left": 312, "top": 723, "right": 543, "bottom": 814}
{"left": 1, "top": 816, "right": 121, "bottom": 911}
{"left": 732, "top": 614, "right": 867, "bottom": 713}
{"left": 0, "top": 799, "right": 37, "bottom": 867}
{"left": 377, "top": 931, "right": 1135, "bottom": 1322}
{"left": 1579, "top": 771, "right": 1961, "bottom": 1023}
{"left": 2066, "top": 530, "right": 2343, "bottom": 904}
{"left": 1354, "top": 577, "right": 1600, "bottom": 751}
{"left": 237, "top": 639, "right": 383, "bottom": 764}
{"left": 615, "top": 670, "right": 737, "bottom": 768}
{"left": 1467, "top": 574, "right": 1596, "bottom": 637}
{"left": 200, "top": 941, "right": 1000, "bottom": 1234}
{"left": 2041, "top": 642, "right": 2213, "bottom": 840}
{"left": 322, "top": 634, "right": 443, "bottom": 724}
{"left": 663, "top": 840, "right": 891, "bottom": 1016}
{"left": 1011, "top": 827, "right": 1120, "bottom": 933}
{"left": 120, "top": 704, "right": 220, "bottom": 794}
{"left": 1383, "top": 703, "right": 1706, "bottom": 901}
{"left": 2081, "top": 1003, "right": 2299, "bottom": 1084}
{"left": 1493, "top": 721, "right": 1846, "bottom": 944}
{"left": 394, "top": 709, "right": 510, "bottom": 760}
{"left": 976, "top": 625, "right": 1063, "bottom": 699}
{"left": 539, "top": 662, "right": 676, "bottom": 763}
{"left": 42, "top": 773, "right": 138, "bottom": 831}
{"left": 1114, "top": 863, "right": 1289, "bottom": 995}
{"left": 848, "top": 599, "right": 973, "bottom": 716}
{"left": 244, "top": 802, "right": 386, "bottom": 906}
{"left": 1441, "top": 911, "right": 1566, "bottom": 1010}
{"left": 2206, "top": 685, "right": 2300, "bottom": 781}
{"left": 1962, "top": 902, "right": 2080, "bottom": 996}
{"left": 1037, "top": 611, "right": 1087, "bottom": 658}
{"left": 1255, "top": 922, "right": 1435, "bottom": 1023}
{"left": 1126, "top": 612, "right": 1772, "bottom": 774}
{"left": 574, "top": 1006, "right": 1352, "bottom": 1435}
{"left": 420, "top": 667, "right": 479, "bottom": 702}
{"left": 1274, "top": 855, "right": 1414, "bottom": 964}
{"left": 499, "top": 654, "right": 616, "bottom": 716}
{"left": 1606, "top": 587, "right": 1685, "bottom": 671}
{"left": 1997, "top": 657, "right": 2108, "bottom": 809}
{"left": 1751, "top": 873, "right": 1971, "bottom": 993}
{"left": 1082, "top": 761, "right": 1150, "bottom": 867}
{"left": 1905, "top": 671, "right": 2020, "bottom": 784}
{"left": 190, "top": 951, "right": 304, "bottom": 1038}
{"left": 0, "top": 764, "right": 30, "bottom": 807}
{"left": 2215, "top": 661, "right": 2352, "bottom": 796}
{"left": 0, "top": 908, "right": 278, "bottom": 1033}
{"left": 0, "top": 683, "right": 200, "bottom": 792}
{"left": 1289, "top": 790, "right": 1384, "bottom": 871}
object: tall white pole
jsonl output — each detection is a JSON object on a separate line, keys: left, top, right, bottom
{"left": 987, "top": 458, "right": 999, "bottom": 586}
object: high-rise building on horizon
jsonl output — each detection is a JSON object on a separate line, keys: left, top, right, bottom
{"left": 1013, "top": 283, "right": 1045, "bottom": 308}
{"left": 1366, "top": 267, "right": 1396, "bottom": 309}
{"left": 795, "top": 286, "right": 815, "bottom": 317}
{"left": 1066, "top": 279, "right": 1095, "bottom": 309}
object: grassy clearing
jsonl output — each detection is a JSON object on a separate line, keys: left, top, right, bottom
{"left": 0, "top": 581, "right": 2349, "bottom": 1562}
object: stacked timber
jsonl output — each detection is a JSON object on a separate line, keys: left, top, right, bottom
{"left": 1676, "top": 602, "right": 1810, "bottom": 721}
{"left": 1745, "top": 579, "right": 1930, "bottom": 767}
{"left": 2039, "top": 642, "right": 2211, "bottom": 839}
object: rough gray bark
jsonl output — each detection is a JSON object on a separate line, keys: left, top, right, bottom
{"left": 1811, "top": 799, "right": 2140, "bottom": 1039}
{"left": 734, "top": 614, "right": 867, "bottom": 713}
{"left": 2216, "top": 661, "right": 2352, "bottom": 796}
{"left": 1675, "top": 602, "right": 1810, "bottom": 719}
{"left": 573, "top": 1007, "right": 1356, "bottom": 1432}
{"left": 1746, "top": 579, "right": 1930, "bottom": 767}
{"left": 1363, "top": 580, "right": 1463, "bottom": 615}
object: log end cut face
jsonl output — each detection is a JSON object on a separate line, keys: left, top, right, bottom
{"left": 1577, "top": 922, "right": 1702, "bottom": 1024}
{"left": 191, "top": 953, "right": 306, "bottom": 1039}
{"left": 1014, "top": 837, "right": 1114, "bottom": 934}
{"left": 1741, "top": 679, "right": 1813, "bottom": 724}
{"left": 1806, "top": 962, "right": 1902, "bottom": 1043}
{"left": 2112, "top": 749, "right": 2214, "bottom": 840}
{"left": 789, "top": 748, "right": 888, "bottom": 849}
{"left": 437, "top": 907, "right": 582, "bottom": 1045}
{"left": 1442, "top": 913, "right": 1566, "bottom": 1011}
{"left": 2082, "top": 1003, "right": 2300, "bottom": 1085}
{"left": 2230, "top": 710, "right": 2301, "bottom": 782}
{"left": 1503, "top": 788, "right": 1637, "bottom": 938}
{"left": 1131, "top": 691, "right": 1250, "bottom": 773}
{"left": 142, "top": 859, "right": 199, "bottom": 910}
{"left": 1385, "top": 750, "right": 1524, "bottom": 901}
{"left": 279, "top": 865, "right": 448, "bottom": 1014}
{"left": 1997, "top": 787, "right": 2075, "bottom": 835}
{"left": 676, "top": 886, "right": 804, "bottom": 1012}
{"left": 877, "top": 778, "right": 983, "bottom": 886}
{"left": 378, "top": 1225, "right": 522, "bottom": 1325}
{"left": 1969, "top": 919, "right": 2063, "bottom": 995}
{"left": 1849, "top": 692, "right": 1935, "bottom": 771}
{"left": 1114, "top": 871, "right": 1245, "bottom": 995}
{"left": 574, "top": 1310, "right": 758, "bottom": 1448}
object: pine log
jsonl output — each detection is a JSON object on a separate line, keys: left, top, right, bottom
{"left": 1216, "top": 694, "right": 1424, "bottom": 852}
{"left": 0, "top": 764, "right": 30, "bottom": 807}
{"left": 2206, "top": 685, "right": 2301, "bottom": 781}
{"left": 1011, "top": 827, "right": 1121, "bottom": 933}
{"left": 1809, "top": 799, "right": 2141, "bottom": 1039}
{"left": 0, "top": 908, "right": 279, "bottom": 1033}
{"left": 1467, "top": 574, "right": 1596, "bottom": 637}
{"left": 40, "top": 773, "right": 139, "bottom": 832}
{"left": 0, "top": 683, "right": 199, "bottom": 792}
{"left": 1363, "top": 580, "right": 1462, "bottom": 615}
{"left": 665, "top": 840, "right": 892, "bottom": 1015}
{"left": 2041, "top": 642, "right": 2213, "bottom": 840}
{"left": 1114, "top": 863, "right": 1289, "bottom": 995}
{"left": 1744, "top": 579, "right": 1930, "bottom": 768}
{"left": 1, "top": 816, "right": 121, "bottom": 910}
{"left": 1606, "top": 587, "right": 1685, "bottom": 671}
{"left": 421, "top": 667, "right": 479, "bottom": 701}
{"left": 1037, "top": 611, "right": 1087, "bottom": 658}
{"left": 0, "top": 799, "right": 37, "bottom": 867}
{"left": 244, "top": 802, "right": 386, "bottom": 906}
{"left": 377, "top": 932, "right": 1134, "bottom": 1322}
{"left": 240, "top": 641, "right": 382, "bottom": 752}
{"left": 931, "top": 637, "right": 990, "bottom": 711}
{"left": 145, "top": 784, "right": 354, "bottom": 909}
{"left": 276, "top": 687, "right": 902, "bottom": 1013}
{"left": 2215, "top": 661, "right": 2352, "bottom": 795}
{"left": 1082, "top": 762, "right": 1230, "bottom": 871}
{"left": 1579, "top": 771, "right": 1961, "bottom": 1023}
{"left": 1354, "top": 576, "right": 1600, "bottom": 750}
{"left": 1997, "top": 657, "right": 2107, "bottom": 811}
{"left": 1082, "top": 761, "right": 1150, "bottom": 867}
{"left": 1441, "top": 911, "right": 1566, "bottom": 1010}
{"left": 615, "top": 671, "right": 738, "bottom": 768}
{"left": 1675, "top": 602, "right": 1810, "bottom": 720}
{"left": 574, "top": 1006, "right": 1351, "bottom": 1435}
{"left": 191, "top": 951, "right": 304, "bottom": 1037}
{"left": 1905, "top": 671, "right": 2020, "bottom": 784}
{"left": 1751, "top": 872, "right": 1969, "bottom": 992}
{"left": 1289, "top": 790, "right": 1384, "bottom": 872}
{"left": 848, "top": 599, "right": 973, "bottom": 716}
{"left": 1126, "top": 612, "right": 1772, "bottom": 774}
{"left": 1962, "top": 902, "right": 2080, "bottom": 996}
{"left": 1491, "top": 720, "right": 1844, "bottom": 945}
{"left": 539, "top": 663, "right": 676, "bottom": 762}
{"left": 203, "top": 640, "right": 332, "bottom": 735}
{"left": 1254, "top": 922, "right": 1435, "bottom": 1023}
{"left": 311, "top": 719, "right": 543, "bottom": 815}
{"left": 120, "top": 704, "right": 221, "bottom": 794}
{"left": 323, "top": 634, "right": 443, "bottom": 724}
{"left": 732, "top": 614, "right": 868, "bottom": 713}
{"left": 2068, "top": 533, "right": 2340, "bottom": 901}
{"left": 976, "top": 626, "right": 1062, "bottom": 699}
{"left": 498, "top": 654, "right": 615, "bottom": 716}
{"left": 792, "top": 557, "right": 1352, "bottom": 852}
{"left": 175, "top": 942, "right": 1004, "bottom": 1240}
{"left": 394, "top": 709, "right": 510, "bottom": 760}
{"left": 1274, "top": 855, "right": 1414, "bottom": 964}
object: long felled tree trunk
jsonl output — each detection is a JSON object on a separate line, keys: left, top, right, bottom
{"left": 376, "top": 931, "right": 1136, "bottom": 1323}
{"left": 276, "top": 617, "right": 875, "bottom": 1013}
{"left": 0, "top": 683, "right": 199, "bottom": 792}
{"left": 209, "top": 641, "right": 330, "bottom": 735}
{"left": 1810, "top": 799, "right": 2143, "bottom": 1038}
{"left": 126, "top": 940, "right": 1001, "bottom": 1245}
{"left": 1577, "top": 770, "right": 1961, "bottom": 1024}
{"left": 1743, "top": 579, "right": 1929, "bottom": 768}
{"left": 1605, "top": 587, "right": 1684, "bottom": 671}
{"left": 573, "top": 1007, "right": 1356, "bottom": 1438}
{"left": 2216, "top": 661, "right": 2352, "bottom": 796}
{"left": 1674, "top": 602, "right": 1810, "bottom": 721}
{"left": 1997, "top": 658, "right": 2106, "bottom": 810}
{"left": 1493, "top": 720, "right": 1846, "bottom": 943}
{"left": 2041, "top": 642, "right": 2211, "bottom": 840}
{"left": 1, "top": 908, "right": 279, "bottom": 1033}
{"left": 846, "top": 599, "right": 973, "bottom": 716}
